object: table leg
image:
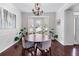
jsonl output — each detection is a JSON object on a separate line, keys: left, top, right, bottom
{"left": 34, "top": 43, "right": 37, "bottom": 56}
{"left": 35, "top": 46, "right": 38, "bottom": 55}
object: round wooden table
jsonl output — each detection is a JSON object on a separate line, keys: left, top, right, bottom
{"left": 26, "top": 34, "right": 50, "bottom": 55}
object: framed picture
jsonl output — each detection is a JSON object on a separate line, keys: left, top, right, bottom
{"left": 2, "top": 9, "right": 8, "bottom": 29}
{"left": 2, "top": 9, "right": 16, "bottom": 29}
{"left": 7, "top": 12, "right": 12, "bottom": 28}
{"left": 7, "top": 12, "right": 16, "bottom": 28}
{"left": 11, "top": 13, "right": 16, "bottom": 28}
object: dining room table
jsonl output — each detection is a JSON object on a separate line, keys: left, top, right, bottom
{"left": 26, "top": 34, "right": 51, "bottom": 55}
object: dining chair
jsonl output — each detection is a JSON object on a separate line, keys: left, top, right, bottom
{"left": 37, "top": 40, "right": 51, "bottom": 56}
{"left": 22, "top": 37, "right": 35, "bottom": 56}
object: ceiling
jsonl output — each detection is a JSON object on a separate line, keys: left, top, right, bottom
{"left": 13, "top": 3, "right": 65, "bottom": 13}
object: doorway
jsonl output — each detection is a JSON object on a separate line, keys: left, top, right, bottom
{"left": 74, "top": 15, "right": 79, "bottom": 44}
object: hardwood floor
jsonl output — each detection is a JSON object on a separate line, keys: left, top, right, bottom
{"left": 0, "top": 43, "right": 22, "bottom": 56}
{"left": 64, "top": 45, "right": 79, "bottom": 56}
{"left": 0, "top": 40, "right": 79, "bottom": 56}
{"left": 51, "top": 40, "right": 64, "bottom": 56}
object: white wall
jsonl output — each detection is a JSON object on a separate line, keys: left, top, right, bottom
{"left": 56, "top": 7, "right": 64, "bottom": 45}
{"left": 64, "top": 10, "right": 75, "bottom": 45}
{"left": 64, "top": 4, "right": 79, "bottom": 45}
{"left": 0, "top": 3, "right": 21, "bottom": 53}
{"left": 56, "top": 3, "right": 75, "bottom": 45}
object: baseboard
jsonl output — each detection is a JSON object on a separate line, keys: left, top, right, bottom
{"left": 52, "top": 40, "right": 56, "bottom": 41}
{"left": 73, "top": 44, "right": 79, "bottom": 46}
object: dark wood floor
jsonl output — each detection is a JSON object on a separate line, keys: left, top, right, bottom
{"left": 0, "top": 40, "right": 79, "bottom": 56}
{"left": 64, "top": 45, "right": 79, "bottom": 56}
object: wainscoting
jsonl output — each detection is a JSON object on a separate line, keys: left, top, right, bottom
{"left": 0, "top": 40, "right": 79, "bottom": 56}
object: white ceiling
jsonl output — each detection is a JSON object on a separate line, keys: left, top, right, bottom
{"left": 13, "top": 3, "right": 65, "bottom": 12}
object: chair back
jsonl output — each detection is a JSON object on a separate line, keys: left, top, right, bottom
{"left": 22, "top": 36, "right": 34, "bottom": 48}
{"left": 41, "top": 40, "right": 51, "bottom": 50}
{"left": 22, "top": 37, "right": 27, "bottom": 48}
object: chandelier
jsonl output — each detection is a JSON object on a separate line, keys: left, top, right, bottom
{"left": 32, "top": 3, "right": 43, "bottom": 16}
